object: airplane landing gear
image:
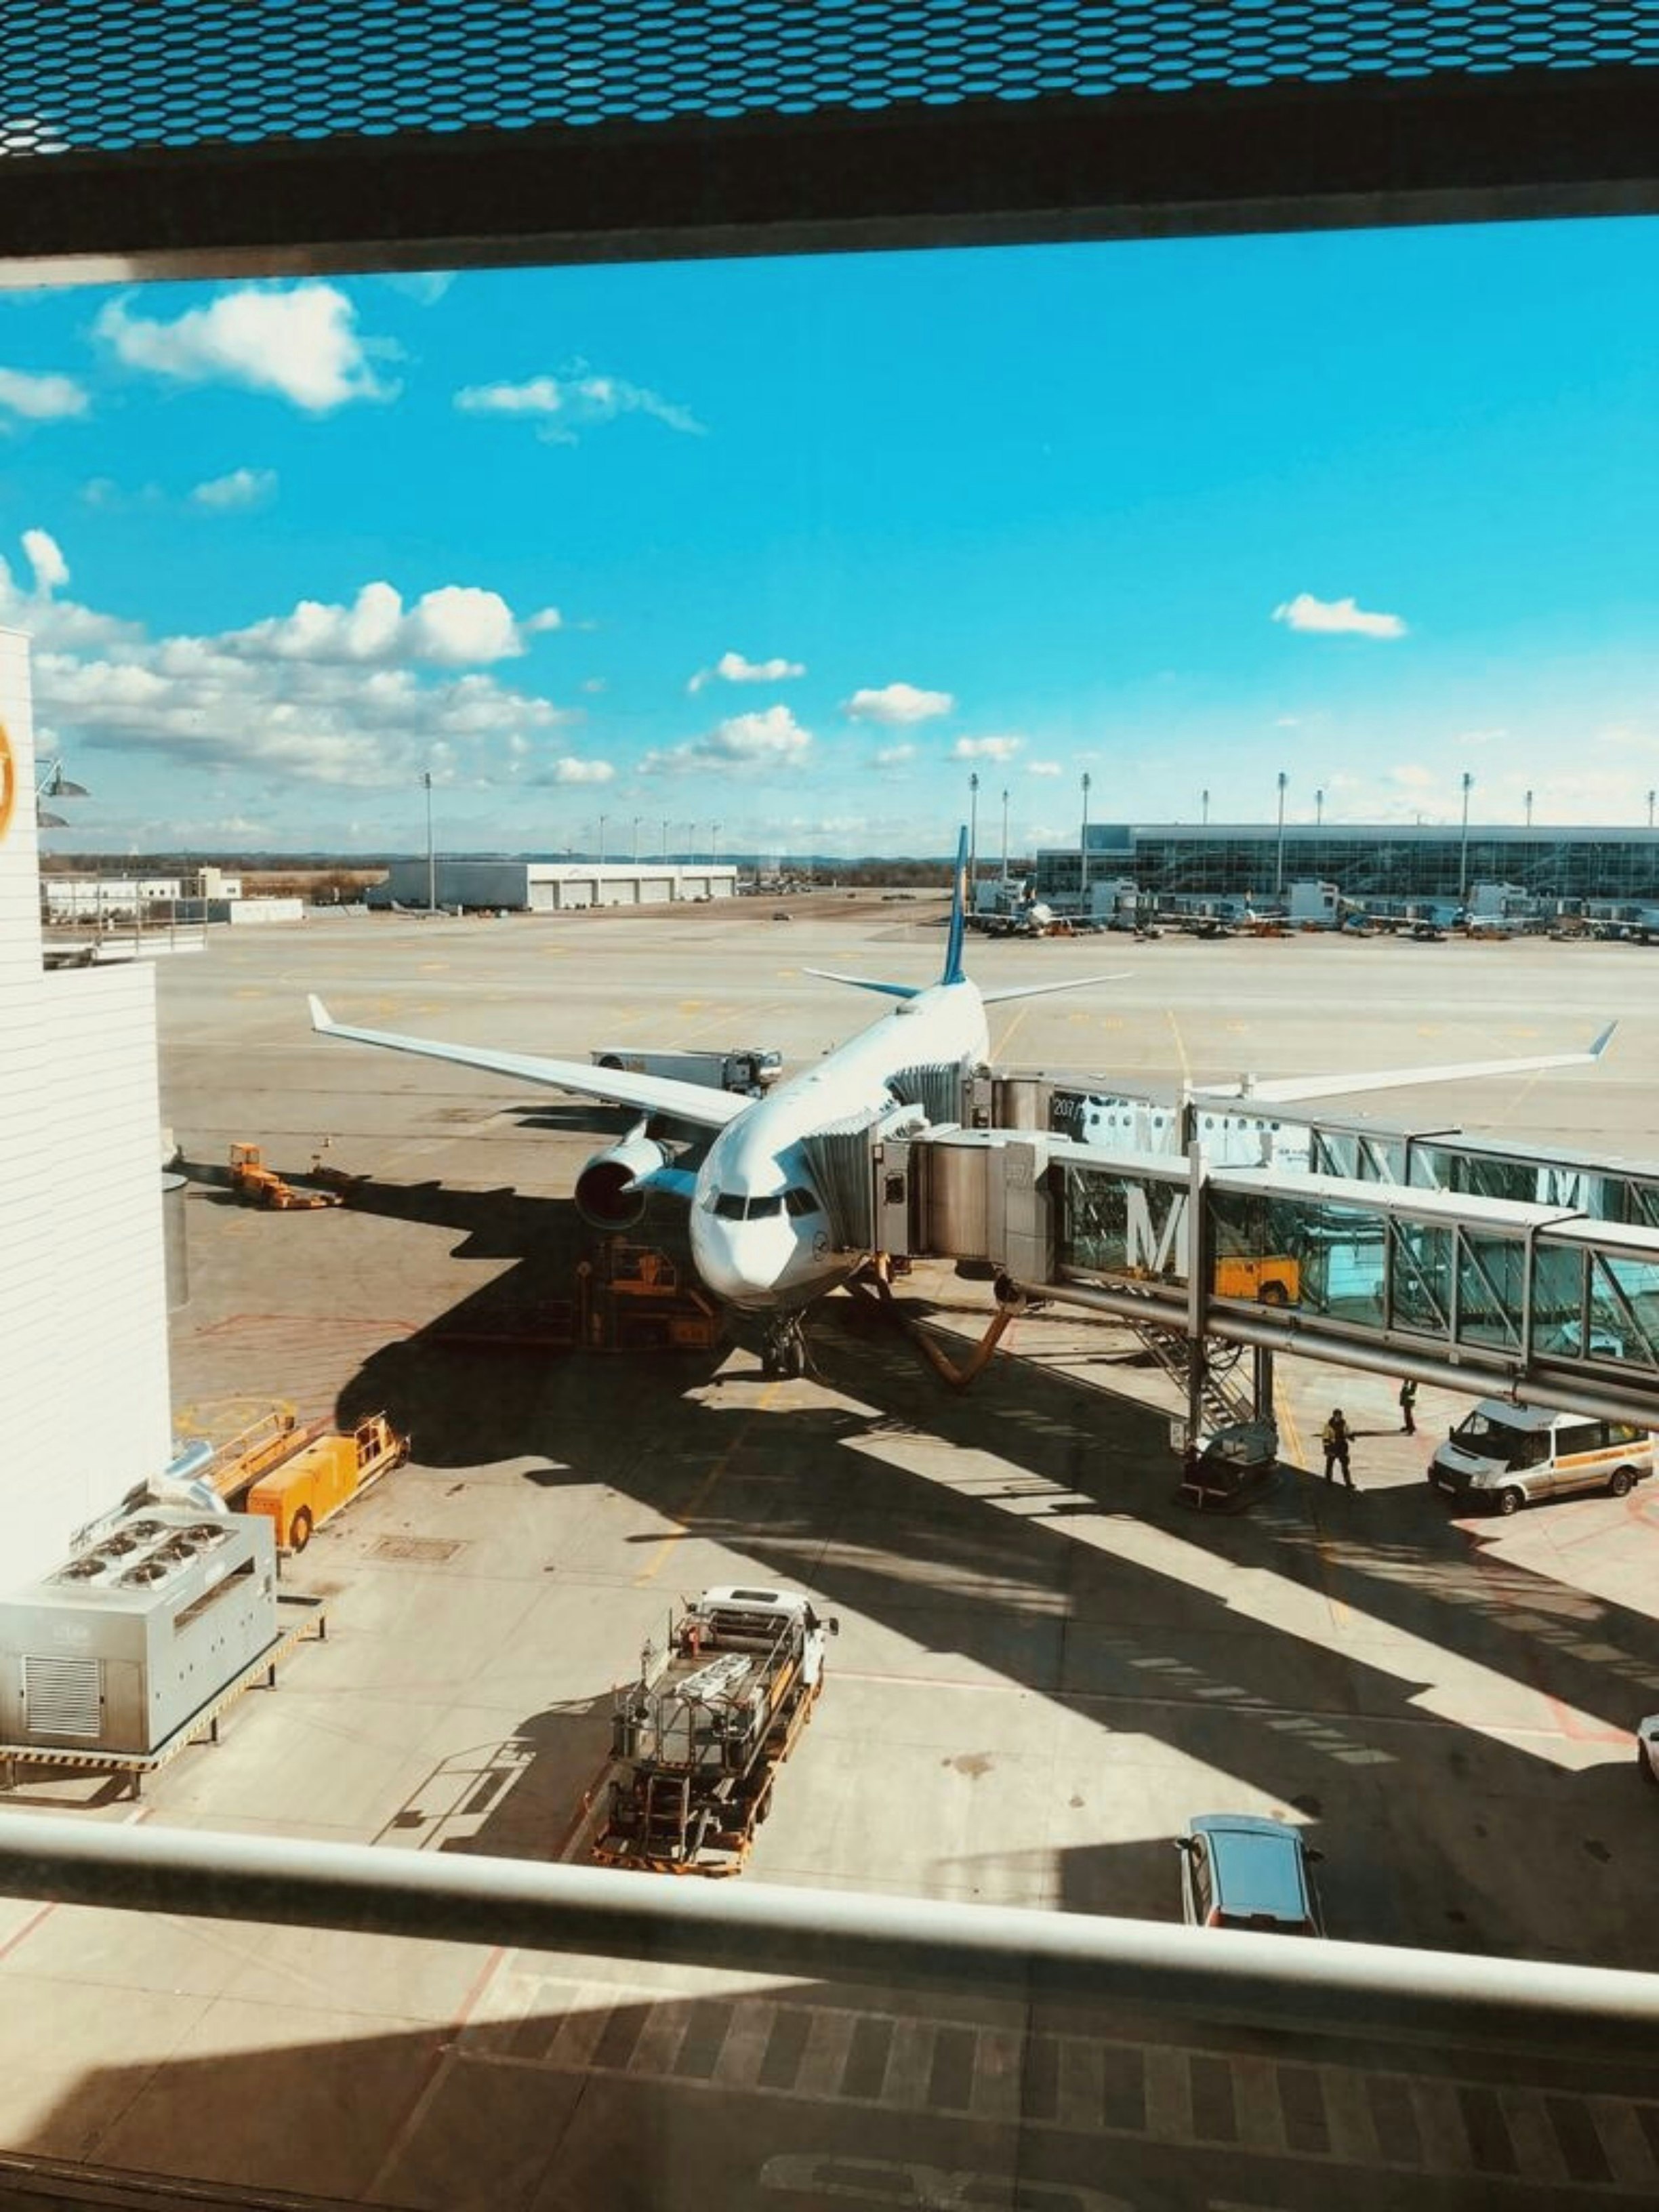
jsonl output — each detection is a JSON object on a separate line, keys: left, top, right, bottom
{"left": 760, "top": 1314, "right": 807, "bottom": 1380}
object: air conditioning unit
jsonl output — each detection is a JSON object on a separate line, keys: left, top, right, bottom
{"left": 0, "top": 1508, "right": 278, "bottom": 1754}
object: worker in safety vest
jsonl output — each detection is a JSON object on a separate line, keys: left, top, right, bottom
{"left": 1321, "top": 1409, "right": 1356, "bottom": 1490}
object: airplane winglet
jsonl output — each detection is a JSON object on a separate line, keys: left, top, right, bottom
{"left": 1591, "top": 1020, "right": 1618, "bottom": 1059}
{"left": 308, "top": 994, "right": 335, "bottom": 1033}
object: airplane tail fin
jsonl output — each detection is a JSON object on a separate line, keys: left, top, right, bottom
{"left": 805, "top": 827, "right": 972, "bottom": 1002}
{"left": 941, "top": 824, "right": 969, "bottom": 987}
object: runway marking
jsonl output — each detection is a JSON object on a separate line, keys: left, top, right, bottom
{"left": 634, "top": 1381, "right": 781, "bottom": 1583}
{"left": 993, "top": 1005, "right": 1031, "bottom": 1061}
{"left": 460, "top": 1984, "right": 1659, "bottom": 2194}
{"left": 1165, "top": 1008, "right": 1190, "bottom": 1084}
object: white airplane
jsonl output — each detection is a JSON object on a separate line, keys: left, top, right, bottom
{"left": 308, "top": 831, "right": 1614, "bottom": 1377}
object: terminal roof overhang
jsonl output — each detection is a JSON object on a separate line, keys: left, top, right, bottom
{"left": 3, "top": 45, "right": 1659, "bottom": 285}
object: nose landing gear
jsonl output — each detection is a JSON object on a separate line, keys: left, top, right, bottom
{"left": 760, "top": 1314, "right": 808, "bottom": 1380}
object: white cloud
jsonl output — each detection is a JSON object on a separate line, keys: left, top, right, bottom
{"left": 1271, "top": 592, "right": 1407, "bottom": 639}
{"left": 224, "top": 580, "right": 550, "bottom": 667}
{"left": 190, "top": 466, "right": 277, "bottom": 512}
{"left": 531, "top": 757, "right": 615, "bottom": 786}
{"left": 1026, "top": 760, "right": 1063, "bottom": 777}
{"left": 0, "top": 365, "right": 87, "bottom": 419}
{"left": 0, "top": 527, "right": 590, "bottom": 794}
{"left": 96, "top": 285, "right": 395, "bottom": 413}
{"left": 844, "top": 682, "right": 954, "bottom": 726}
{"left": 378, "top": 271, "right": 457, "bottom": 306}
{"left": 688, "top": 650, "right": 805, "bottom": 694}
{"left": 874, "top": 744, "right": 915, "bottom": 771}
{"left": 952, "top": 735, "right": 1022, "bottom": 762}
{"left": 455, "top": 367, "right": 702, "bottom": 440}
{"left": 642, "top": 704, "right": 813, "bottom": 777}
{"left": 22, "top": 527, "right": 67, "bottom": 592}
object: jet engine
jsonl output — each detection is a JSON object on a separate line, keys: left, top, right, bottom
{"left": 574, "top": 1133, "right": 669, "bottom": 1229}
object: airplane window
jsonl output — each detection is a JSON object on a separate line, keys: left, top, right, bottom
{"left": 745, "top": 1194, "right": 785, "bottom": 1219}
{"left": 785, "top": 1188, "right": 820, "bottom": 1216}
{"left": 714, "top": 1193, "right": 746, "bottom": 1220}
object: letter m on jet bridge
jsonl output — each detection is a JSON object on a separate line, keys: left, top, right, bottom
{"left": 1126, "top": 1185, "right": 1189, "bottom": 1277}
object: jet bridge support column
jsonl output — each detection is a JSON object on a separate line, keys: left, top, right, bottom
{"left": 1252, "top": 1346, "right": 1275, "bottom": 1427}
{"left": 1184, "top": 1136, "right": 1209, "bottom": 1462}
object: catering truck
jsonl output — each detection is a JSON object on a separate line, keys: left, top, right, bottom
{"left": 591, "top": 1046, "right": 782, "bottom": 1095}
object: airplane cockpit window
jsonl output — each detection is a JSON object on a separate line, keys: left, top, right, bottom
{"left": 714, "top": 1193, "right": 747, "bottom": 1220}
{"left": 745, "top": 1193, "right": 785, "bottom": 1218}
{"left": 785, "top": 1187, "right": 820, "bottom": 1216}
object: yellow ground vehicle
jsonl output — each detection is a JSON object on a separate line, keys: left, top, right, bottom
{"left": 1212, "top": 1254, "right": 1300, "bottom": 1305}
{"left": 245, "top": 1414, "right": 407, "bottom": 1552}
{"left": 229, "top": 1143, "right": 341, "bottom": 1210}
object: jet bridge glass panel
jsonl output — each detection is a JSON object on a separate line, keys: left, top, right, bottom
{"left": 1054, "top": 1161, "right": 1187, "bottom": 1281}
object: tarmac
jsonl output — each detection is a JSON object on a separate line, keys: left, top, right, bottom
{"left": 5, "top": 897, "right": 1659, "bottom": 2209}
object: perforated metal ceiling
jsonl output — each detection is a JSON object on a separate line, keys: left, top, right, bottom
{"left": 3, "top": 2, "right": 1657, "bottom": 156}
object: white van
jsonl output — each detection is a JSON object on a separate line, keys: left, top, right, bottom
{"left": 1429, "top": 1401, "right": 1654, "bottom": 1515}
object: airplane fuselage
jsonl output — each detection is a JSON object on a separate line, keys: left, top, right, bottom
{"left": 687, "top": 978, "right": 990, "bottom": 1313}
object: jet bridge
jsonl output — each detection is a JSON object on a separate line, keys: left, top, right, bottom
{"left": 871, "top": 1092, "right": 1659, "bottom": 1434}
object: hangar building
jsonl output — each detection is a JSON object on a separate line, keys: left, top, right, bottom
{"left": 0, "top": 630, "right": 173, "bottom": 1580}
{"left": 378, "top": 859, "right": 737, "bottom": 910}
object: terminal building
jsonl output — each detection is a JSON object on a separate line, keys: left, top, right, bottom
{"left": 377, "top": 857, "right": 737, "bottom": 910}
{"left": 1035, "top": 822, "right": 1659, "bottom": 907}
{"left": 0, "top": 628, "right": 174, "bottom": 1579}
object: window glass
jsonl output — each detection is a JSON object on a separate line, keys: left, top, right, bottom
{"left": 785, "top": 1187, "right": 819, "bottom": 1217}
{"left": 1554, "top": 1422, "right": 1604, "bottom": 1456}
{"left": 714, "top": 1193, "right": 745, "bottom": 1220}
{"left": 746, "top": 1194, "right": 784, "bottom": 1219}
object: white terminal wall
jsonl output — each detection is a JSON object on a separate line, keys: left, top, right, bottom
{"left": 0, "top": 628, "right": 171, "bottom": 1578}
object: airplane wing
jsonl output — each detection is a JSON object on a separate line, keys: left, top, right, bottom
{"left": 980, "top": 972, "right": 1130, "bottom": 1005}
{"left": 1194, "top": 1022, "right": 1616, "bottom": 1106}
{"left": 307, "top": 998, "right": 748, "bottom": 1129}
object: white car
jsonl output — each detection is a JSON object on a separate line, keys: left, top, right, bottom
{"left": 1636, "top": 1717, "right": 1659, "bottom": 1782}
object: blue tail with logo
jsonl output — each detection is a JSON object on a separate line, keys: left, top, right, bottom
{"left": 940, "top": 824, "right": 969, "bottom": 987}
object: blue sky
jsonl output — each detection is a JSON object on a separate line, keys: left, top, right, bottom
{"left": 4, "top": 216, "right": 1659, "bottom": 857}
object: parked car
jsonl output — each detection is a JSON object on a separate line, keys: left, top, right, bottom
{"left": 771, "top": 910, "right": 792, "bottom": 922}
{"left": 1427, "top": 1400, "right": 1653, "bottom": 1515}
{"left": 1174, "top": 1812, "right": 1325, "bottom": 1936}
{"left": 1636, "top": 1717, "right": 1659, "bottom": 1783}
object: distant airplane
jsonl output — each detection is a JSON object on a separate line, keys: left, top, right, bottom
{"left": 310, "top": 832, "right": 1614, "bottom": 1377}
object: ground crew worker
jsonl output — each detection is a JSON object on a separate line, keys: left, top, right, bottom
{"left": 1399, "top": 1377, "right": 1418, "bottom": 1435}
{"left": 1322, "top": 1408, "right": 1356, "bottom": 1490}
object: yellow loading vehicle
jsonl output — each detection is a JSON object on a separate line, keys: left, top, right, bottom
{"left": 229, "top": 1142, "right": 341, "bottom": 1210}
{"left": 245, "top": 1414, "right": 407, "bottom": 1552}
{"left": 1212, "top": 1253, "right": 1300, "bottom": 1305}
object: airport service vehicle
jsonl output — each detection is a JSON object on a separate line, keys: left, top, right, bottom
{"left": 1428, "top": 1400, "right": 1653, "bottom": 1515}
{"left": 310, "top": 827, "right": 1613, "bottom": 1380}
{"left": 228, "top": 1141, "right": 341, "bottom": 1211}
{"left": 591, "top": 1045, "right": 782, "bottom": 1097}
{"left": 1212, "top": 1253, "right": 1298, "bottom": 1305}
{"left": 1636, "top": 1715, "right": 1659, "bottom": 1783}
{"left": 592, "top": 1585, "right": 838, "bottom": 1875}
{"left": 245, "top": 1413, "right": 407, "bottom": 1552}
{"left": 1175, "top": 1813, "right": 1325, "bottom": 1936}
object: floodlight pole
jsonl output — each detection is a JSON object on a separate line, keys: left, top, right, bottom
{"left": 598, "top": 814, "right": 608, "bottom": 866}
{"left": 1000, "top": 787, "right": 1009, "bottom": 884}
{"left": 1080, "top": 771, "right": 1091, "bottom": 909}
{"left": 1274, "top": 771, "right": 1287, "bottom": 897}
{"left": 424, "top": 772, "right": 435, "bottom": 914}
{"left": 1525, "top": 790, "right": 1534, "bottom": 829}
{"left": 1201, "top": 787, "right": 1210, "bottom": 826}
{"left": 1458, "top": 772, "right": 1473, "bottom": 903}
{"left": 968, "top": 773, "right": 979, "bottom": 892}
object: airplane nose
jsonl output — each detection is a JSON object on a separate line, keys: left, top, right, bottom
{"left": 689, "top": 1210, "right": 747, "bottom": 1305}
